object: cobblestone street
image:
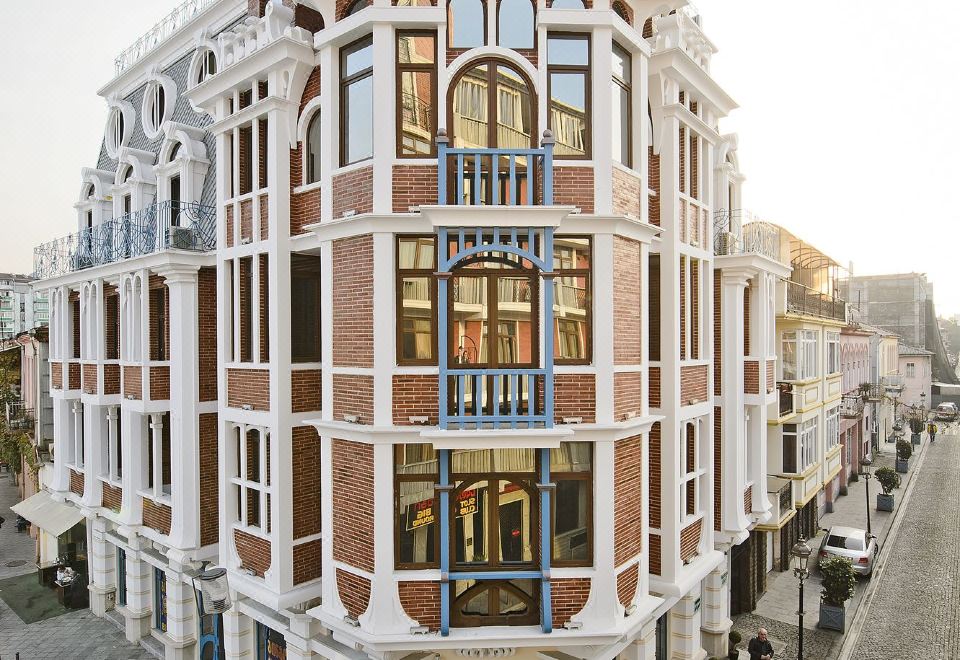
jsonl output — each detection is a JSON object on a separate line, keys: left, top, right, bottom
{"left": 0, "top": 473, "right": 152, "bottom": 660}
{"left": 846, "top": 425, "right": 960, "bottom": 659}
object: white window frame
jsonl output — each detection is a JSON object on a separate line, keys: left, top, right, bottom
{"left": 230, "top": 424, "right": 272, "bottom": 536}
{"left": 825, "top": 405, "right": 840, "bottom": 452}
{"left": 100, "top": 406, "right": 122, "bottom": 486}
{"left": 70, "top": 400, "right": 84, "bottom": 469}
{"left": 799, "top": 417, "right": 818, "bottom": 471}
{"left": 906, "top": 362, "right": 916, "bottom": 378}
{"left": 826, "top": 331, "right": 840, "bottom": 375}
{"left": 679, "top": 420, "right": 706, "bottom": 526}
{"left": 139, "top": 413, "right": 171, "bottom": 503}
{"left": 800, "top": 330, "right": 818, "bottom": 380}
{"left": 141, "top": 75, "right": 177, "bottom": 140}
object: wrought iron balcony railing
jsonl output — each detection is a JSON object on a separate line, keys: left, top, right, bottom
{"left": 882, "top": 374, "right": 905, "bottom": 393}
{"left": 714, "top": 211, "right": 782, "bottom": 262}
{"left": 841, "top": 393, "right": 864, "bottom": 419}
{"left": 33, "top": 201, "right": 216, "bottom": 281}
{"left": 862, "top": 383, "right": 884, "bottom": 402}
{"left": 785, "top": 281, "right": 846, "bottom": 322}
{"left": 777, "top": 381, "right": 795, "bottom": 417}
{"left": 5, "top": 401, "right": 34, "bottom": 431}
{"left": 437, "top": 130, "right": 555, "bottom": 206}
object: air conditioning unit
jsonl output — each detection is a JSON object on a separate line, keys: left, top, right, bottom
{"left": 168, "top": 226, "right": 195, "bottom": 250}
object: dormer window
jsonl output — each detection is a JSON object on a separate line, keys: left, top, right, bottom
{"left": 168, "top": 142, "right": 182, "bottom": 164}
{"left": 196, "top": 49, "right": 217, "bottom": 85}
{"left": 105, "top": 102, "right": 133, "bottom": 159}
{"left": 143, "top": 78, "right": 176, "bottom": 140}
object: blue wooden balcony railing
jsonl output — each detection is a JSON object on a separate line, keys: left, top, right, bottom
{"left": 33, "top": 201, "right": 216, "bottom": 280}
{"left": 445, "top": 369, "right": 548, "bottom": 428}
{"left": 437, "top": 129, "right": 555, "bottom": 206}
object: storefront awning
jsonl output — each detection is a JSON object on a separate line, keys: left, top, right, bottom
{"left": 11, "top": 491, "right": 84, "bottom": 537}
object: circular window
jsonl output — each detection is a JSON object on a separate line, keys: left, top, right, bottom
{"left": 105, "top": 105, "right": 130, "bottom": 159}
{"left": 142, "top": 78, "right": 175, "bottom": 139}
{"left": 194, "top": 49, "right": 217, "bottom": 87}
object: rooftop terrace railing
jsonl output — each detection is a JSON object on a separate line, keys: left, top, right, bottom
{"left": 33, "top": 201, "right": 216, "bottom": 281}
{"left": 713, "top": 211, "right": 782, "bottom": 262}
{"left": 114, "top": 0, "right": 218, "bottom": 77}
{"left": 785, "top": 280, "right": 846, "bottom": 323}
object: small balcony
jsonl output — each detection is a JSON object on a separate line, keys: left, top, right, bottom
{"left": 33, "top": 201, "right": 216, "bottom": 280}
{"left": 776, "top": 381, "right": 795, "bottom": 418}
{"left": 437, "top": 130, "right": 555, "bottom": 206}
{"left": 767, "top": 476, "right": 794, "bottom": 524}
{"left": 862, "top": 383, "right": 884, "bottom": 402}
{"left": 4, "top": 402, "right": 34, "bottom": 431}
{"left": 785, "top": 281, "right": 846, "bottom": 322}
{"left": 713, "top": 211, "right": 782, "bottom": 262}
{"left": 882, "top": 374, "right": 905, "bottom": 393}
{"left": 840, "top": 394, "right": 864, "bottom": 419}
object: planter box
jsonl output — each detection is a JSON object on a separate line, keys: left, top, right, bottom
{"left": 911, "top": 433, "right": 921, "bottom": 446}
{"left": 819, "top": 602, "right": 846, "bottom": 632}
{"left": 877, "top": 493, "right": 895, "bottom": 512}
{"left": 896, "top": 458, "right": 909, "bottom": 474}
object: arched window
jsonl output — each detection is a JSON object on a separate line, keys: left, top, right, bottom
{"left": 498, "top": 0, "right": 534, "bottom": 49}
{"left": 120, "top": 165, "right": 133, "bottom": 184}
{"left": 168, "top": 142, "right": 181, "bottom": 164}
{"left": 550, "top": 0, "right": 584, "bottom": 8}
{"left": 345, "top": 0, "right": 370, "bottom": 16}
{"left": 450, "top": 59, "right": 534, "bottom": 150}
{"left": 306, "top": 111, "right": 322, "bottom": 184}
{"left": 106, "top": 107, "right": 127, "bottom": 157}
{"left": 448, "top": 0, "right": 485, "bottom": 48}
{"left": 195, "top": 49, "right": 217, "bottom": 86}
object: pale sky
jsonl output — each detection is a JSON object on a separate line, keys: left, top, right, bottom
{"left": 2, "top": 1, "right": 958, "bottom": 314}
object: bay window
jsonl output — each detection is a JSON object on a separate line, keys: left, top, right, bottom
{"left": 547, "top": 34, "right": 590, "bottom": 158}
{"left": 397, "top": 31, "right": 437, "bottom": 157}
{"left": 231, "top": 425, "right": 271, "bottom": 533}
{"left": 825, "top": 405, "right": 840, "bottom": 451}
{"left": 826, "top": 331, "right": 840, "bottom": 374}
{"left": 781, "top": 329, "right": 818, "bottom": 381}
{"left": 799, "top": 417, "right": 817, "bottom": 471}
{"left": 340, "top": 36, "right": 374, "bottom": 166}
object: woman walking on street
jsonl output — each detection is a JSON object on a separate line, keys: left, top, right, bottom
{"left": 928, "top": 421, "right": 937, "bottom": 443}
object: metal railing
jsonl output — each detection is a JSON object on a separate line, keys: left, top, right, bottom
{"left": 767, "top": 477, "right": 793, "bottom": 521}
{"left": 444, "top": 370, "right": 548, "bottom": 429}
{"left": 785, "top": 281, "right": 846, "bottom": 322}
{"left": 882, "top": 374, "right": 905, "bottom": 392}
{"left": 841, "top": 394, "right": 864, "bottom": 418}
{"left": 713, "top": 211, "right": 782, "bottom": 262}
{"left": 33, "top": 201, "right": 216, "bottom": 280}
{"left": 862, "top": 383, "right": 884, "bottom": 402}
{"left": 777, "top": 381, "right": 795, "bottom": 417}
{"left": 114, "top": 0, "right": 218, "bottom": 76}
{"left": 5, "top": 402, "right": 34, "bottom": 431}
{"left": 437, "top": 131, "right": 555, "bottom": 206}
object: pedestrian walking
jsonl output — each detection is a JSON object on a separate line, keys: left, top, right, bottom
{"left": 748, "top": 627, "right": 774, "bottom": 660}
{"left": 928, "top": 421, "right": 937, "bottom": 443}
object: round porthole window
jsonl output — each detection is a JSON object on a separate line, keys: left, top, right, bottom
{"left": 142, "top": 78, "right": 176, "bottom": 140}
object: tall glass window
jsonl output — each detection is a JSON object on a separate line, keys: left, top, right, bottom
{"left": 340, "top": 36, "right": 374, "bottom": 166}
{"left": 448, "top": 0, "right": 485, "bottom": 48}
{"left": 397, "top": 32, "right": 437, "bottom": 157}
{"left": 611, "top": 43, "right": 632, "bottom": 167}
{"left": 305, "top": 111, "right": 322, "bottom": 184}
{"left": 547, "top": 34, "right": 590, "bottom": 158}
{"left": 498, "top": 0, "right": 534, "bottom": 49}
{"left": 553, "top": 237, "right": 591, "bottom": 363}
{"left": 397, "top": 236, "right": 437, "bottom": 364}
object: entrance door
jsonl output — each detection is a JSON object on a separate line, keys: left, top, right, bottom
{"left": 655, "top": 613, "right": 669, "bottom": 659}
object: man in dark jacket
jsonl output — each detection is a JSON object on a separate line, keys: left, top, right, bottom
{"left": 748, "top": 628, "right": 774, "bottom": 660}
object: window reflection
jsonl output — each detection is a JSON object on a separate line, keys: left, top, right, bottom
{"left": 341, "top": 37, "right": 374, "bottom": 165}
{"left": 548, "top": 35, "right": 590, "bottom": 158}
{"left": 398, "top": 237, "right": 437, "bottom": 363}
{"left": 448, "top": 0, "right": 485, "bottom": 48}
{"left": 553, "top": 237, "right": 591, "bottom": 362}
{"left": 498, "top": 0, "right": 534, "bottom": 49}
{"left": 398, "top": 33, "right": 436, "bottom": 157}
{"left": 612, "top": 43, "right": 632, "bottom": 166}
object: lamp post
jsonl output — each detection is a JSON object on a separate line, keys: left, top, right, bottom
{"left": 792, "top": 537, "right": 813, "bottom": 660}
{"left": 860, "top": 457, "right": 872, "bottom": 536}
{"left": 192, "top": 564, "right": 231, "bottom": 660}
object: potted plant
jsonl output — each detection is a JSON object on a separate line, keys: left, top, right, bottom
{"left": 727, "top": 630, "right": 742, "bottom": 660}
{"left": 859, "top": 382, "right": 871, "bottom": 401}
{"left": 909, "top": 416, "right": 924, "bottom": 445}
{"left": 875, "top": 466, "right": 901, "bottom": 511}
{"left": 895, "top": 440, "right": 912, "bottom": 473}
{"left": 818, "top": 556, "right": 857, "bottom": 632}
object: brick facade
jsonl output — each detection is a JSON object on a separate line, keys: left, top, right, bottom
{"left": 259, "top": 193, "right": 269, "bottom": 240}
{"left": 227, "top": 368, "right": 270, "bottom": 410}
{"left": 680, "top": 364, "right": 708, "bottom": 405}
{"left": 292, "top": 369, "right": 322, "bottom": 413}
{"left": 149, "top": 365, "right": 170, "bottom": 400}
{"left": 616, "top": 564, "right": 639, "bottom": 607}
{"left": 103, "top": 364, "right": 120, "bottom": 395}
{"left": 332, "top": 439, "right": 375, "bottom": 572}
{"left": 336, "top": 569, "right": 372, "bottom": 619}
{"left": 123, "top": 365, "right": 142, "bottom": 399}
{"left": 767, "top": 359, "right": 775, "bottom": 394}
{"left": 744, "top": 485, "right": 752, "bottom": 516}
{"left": 713, "top": 272, "right": 721, "bottom": 393}
{"left": 225, "top": 205, "right": 235, "bottom": 248}
{"left": 612, "top": 166, "right": 642, "bottom": 219}
{"left": 392, "top": 374, "right": 439, "bottom": 425}
{"left": 399, "top": 581, "right": 441, "bottom": 630}
{"left": 102, "top": 481, "right": 122, "bottom": 511}
{"left": 613, "top": 236, "right": 642, "bottom": 365}
{"left": 240, "top": 199, "right": 253, "bottom": 243}
{"left": 199, "top": 413, "right": 219, "bottom": 547}
{"left": 234, "top": 529, "right": 271, "bottom": 576}
{"left": 553, "top": 166, "right": 594, "bottom": 213}
{"left": 82, "top": 363, "right": 98, "bottom": 394}
{"left": 648, "top": 366, "right": 661, "bottom": 408}
{"left": 331, "top": 167, "right": 373, "bottom": 219}
{"left": 551, "top": 578, "right": 590, "bottom": 627}
{"left": 614, "top": 371, "right": 642, "bottom": 421}
{"left": 554, "top": 373, "right": 596, "bottom": 423}
{"left": 290, "top": 167, "right": 321, "bottom": 235}
{"left": 198, "top": 267, "right": 218, "bottom": 402}
{"left": 293, "top": 539, "right": 322, "bottom": 585}
{"left": 649, "top": 533, "right": 661, "bottom": 575}
{"left": 714, "top": 406, "right": 722, "bottom": 531}
{"left": 51, "top": 362, "right": 62, "bottom": 389}
{"left": 68, "top": 362, "right": 81, "bottom": 390}
{"left": 143, "top": 498, "right": 172, "bottom": 536}
{"left": 649, "top": 422, "right": 661, "bottom": 529}
{"left": 614, "top": 435, "right": 643, "bottom": 566}
{"left": 332, "top": 234, "right": 374, "bottom": 367}
{"left": 648, "top": 146, "right": 660, "bottom": 226}
{"left": 392, "top": 164, "right": 438, "bottom": 212}
{"left": 679, "top": 517, "right": 702, "bottom": 562}
{"left": 69, "top": 470, "right": 84, "bottom": 497}
{"left": 332, "top": 374, "right": 374, "bottom": 424}
{"left": 292, "top": 426, "right": 321, "bottom": 539}
{"left": 744, "top": 360, "right": 760, "bottom": 395}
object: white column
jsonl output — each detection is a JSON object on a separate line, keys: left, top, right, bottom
{"left": 223, "top": 606, "right": 255, "bottom": 660}
{"left": 156, "top": 266, "right": 200, "bottom": 551}
{"left": 720, "top": 269, "right": 751, "bottom": 533}
{"left": 89, "top": 517, "right": 116, "bottom": 617}
{"left": 163, "top": 572, "right": 198, "bottom": 660}
{"left": 592, "top": 26, "right": 614, "bottom": 216}
{"left": 82, "top": 404, "right": 105, "bottom": 508}
{"left": 371, "top": 23, "right": 395, "bottom": 215}
{"left": 700, "top": 560, "right": 731, "bottom": 658}
{"left": 51, "top": 397, "right": 72, "bottom": 492}
{"left": 120, "top": 407, "right": 144, "bottom": 525}
{"left": 123, "top": 541, "right": 153, "bottom": 642}
{"left": 669, "top": 582, "right": 705, "bottom": 660}
{"left": 577, "top": 439, "right": 620, "bottom": 627}
{"left": 594, "top": 234, "right": 615, "bottom": 423}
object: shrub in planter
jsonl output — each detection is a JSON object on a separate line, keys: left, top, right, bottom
{"left": 895, "top": 440, "right": 912, "bottom": 473}
{"left": 909, "top": 417, "right": 925, "bottom": 434}
{"left": 875, "top": 466, "right": 901, "bottom": 512}
{"left": 727, "top": 631, "right": 742, "bottom": 660}
{"left": 819, "top": 556, "right": 857, "bottom": 632}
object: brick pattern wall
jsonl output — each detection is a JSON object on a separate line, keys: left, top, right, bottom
{"left": 105, "top": 286, "right": 120, "bottom": 359}
{"left": 766, "top": 360, "right": 775, "bottom": 394}
{"left": 292, "top": 426, "right": 322, "bottom": 539}
{"left": 332, "top": 374, "right": 374, "bottom": 424}
{"left": 199, "top": 267, "right": 218, "bottom": 402}
{"left": 102, "top": 481, "right": 122, "bottom": 511}
{"left": 650, "top": 422, "right": 661, "bottom": 529}
{"left": 123, "top": 365, "right": 142, "bottom": 399}
{"left": 744, "top": 485, "right": 752, "bottom": 516}
{"left": 680, "top": 364, "right": 708, "bottom": 405}
{"left": 234, "top": 529, "right": 271, "bottom": 576}
{"left": 649, "top": 255, "right": 660, "bottom": 360}
{"left": 103, "top": 364, "right": 120, "bottom": 395}
{"left": 149, "top": 365, "right": 170, "bottom": 400}
{"left": 290, "top": 157, "right": 321, "bottom": 235}
{"left": 68, "top": 363, "right": 81, "bottom": 390}
{"left": 743, "top": 286, "right": 751, "bottom": 355}
{"left": 612, "top": 167, "right": 642, "bottom": 219}
{"left": 199, "top": 413, "right": 219, "bottom": 546}
{"left": 392, "top": 375, "right": 439, "bottom": 425}
{"left": 227, "top": 369, "right": 270, "bottom": 410}
{"left": 337, "top": 569, "right": 372, "bottom": 618}
{"left": 225, "top": 205, "right": 235, "bottom": 248}
{"left": 399, "top": 581, "right": 441, "bottom": 630}
{"left": 51, "top": 362, "right": 62, "bottom": 389}
{"left": 332, "top": 167, "right": 373, "bottom": 219}
{"left": 333, "top": 234, "right": 374, "bottom": 367}
{"left": 744, "top": 360, "right": 760, "bottom": 395}
{"left": 648, "top": 146, "right": 660, "bottom": 226}
{"left": 690, "top": 261, "right": 700, "bottom": 358}
{"left": 679, "top": 257, "right": 686, "bottom": 358}
{"left": 293, "top": 539, "right": 322, "bottom": 585}
{"left": 617, "top": 564, "right": 639, "bottom": 607}
{"left": 714, "top": 406, "right": 722, "bottom": 532}
{"left": 292, "top": 370, "right": 322, "bottom": 413}
{"left": 393, "top": 165, "right": 438, "bottom": 211}
{"left": 82, "top": 364, "right": 97, "bottom": 394}
{"left": 259, "top": 193, "right": 269, "bottom": 240}
{"left": 679, "top": 518, "right": 702, "bottom": 562}
{"left": 240, "top": 199, "right": 253, "bottom": 243}
{"left": 614, "top": 236, "right": 642, "bottom": 364}
{"left": 648, "top": 366, "right": 661, "bottom": 408}
{"left": 69, "top": 470, "right": 84, "bottom": 497}
{"left": 614, "top": 372, "right": 642, "bottom": 421}
{"left": 332, "top": 439, "right": 375, "bottom": 572}
{"left": 614, "top": 435, "right": 643, "bottom": 566}
{"left": 553, "top": 167, "right": 594, "bottom": 213}
{"left": 551, "top": 578, "right": 590, "bottom": 627}
{"left": 554, "top": 374, "right": 596, "bottom": 423}
{"left": 713, "top": 272, "right": 721, "bottom": 393}
{"left": 143, "top": 499, "right": 172, "bottom": 536}
{"left": 649, "top": 533, "right": 661, "bottom": 575}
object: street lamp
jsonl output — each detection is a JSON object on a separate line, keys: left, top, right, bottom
{"left": 792, "top": 537, "right": 813, "bottom": 660}
{"left": 860, "top": 457, "right": 873, "bottom": 536}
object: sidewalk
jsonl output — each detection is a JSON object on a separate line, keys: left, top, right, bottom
{"left": 732, "top": 431, "right": 930, "bottom": 659}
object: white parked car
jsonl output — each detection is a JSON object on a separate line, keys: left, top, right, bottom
{"left": 818, "top": 525, "right": 877, "bottom": 577}
{"left": 935, "top": 402, "right": 958, "bottom": 422}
